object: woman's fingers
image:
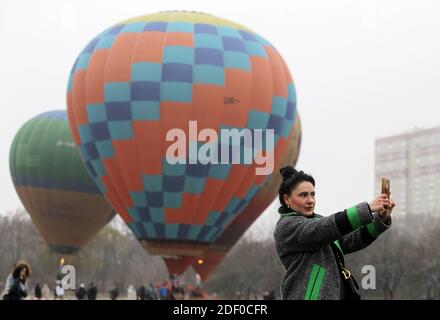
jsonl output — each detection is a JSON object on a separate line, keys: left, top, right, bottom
{"left": 378, "top": 198, "right": 390, "bottom": 209}
{"left": 383, "top": 199, "right": 396, "bottom": 216}
{"left": 370, "top": 195, "right": 392, "bottom": 212}
{"left": 379, "top": 200, "right": 390, "bottom": 211}
{"left": 390, "top": 199, "right": 396, "bottom": 208}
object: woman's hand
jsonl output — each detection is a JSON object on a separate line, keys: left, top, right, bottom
{"left": 379, "top": 198, "right": 396, "bottom": 224}
{"left": 369, "top": 194, "right": 391, "bottom": 213}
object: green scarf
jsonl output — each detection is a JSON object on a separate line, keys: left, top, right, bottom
{"left": 278, "top": 206, "right": 317, "bottom": 219}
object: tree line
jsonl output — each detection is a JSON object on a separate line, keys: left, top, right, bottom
{"left": 1, "top": 209, "right": 439, "bottom": 299}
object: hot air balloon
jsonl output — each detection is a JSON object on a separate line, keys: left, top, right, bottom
{"left": 10, "top": 110, "right": 115, "bottom": 255}
{"left": 67, "top": 12, "right": 301, "bottom": 273}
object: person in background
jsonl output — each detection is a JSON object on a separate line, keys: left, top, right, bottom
{"left": 127, "top": 284, "right": 136, "bottom": 300}
{"left": 75, "top": 283, "right": 87, "bottom": 300}
{"left": 55, "top": 281, "right": 65, "bottom": 300}
{"left": 263, "top": 290, "right": 275, "bottom": 300}
{"left": 34, "top": 283, "right": 42, "bottom": 300}
{"left": 146, "top": 283, "right": 158, "bottom": 300}
{"left": 159, "top": 281, "right": 169, "bottom": 300}
{"left": 195, "top": 274, "right": 202, "bottom": 289}
{"left": 2, "top": 261, "right": 31, "bottom": 300}
{"left": 87, "top": 282, "right": 98, "bottom": 300}
{"left": 173, "top": 281, "right": 185, "bottom": 300}
{"left": 41, "top": 283, "right": 51, "bottom": 300}
{"left": 137, "top": 285, "right": 147, "bottom": 300}
{"left": 109, "top": 283, "right": 119, "bottom": 300}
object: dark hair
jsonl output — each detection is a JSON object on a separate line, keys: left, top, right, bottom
{"left": 12, "top": 260, "right": 31, "bottom": 279}
{"left": 278, "top": 165, "right": 315, "bottom": 208}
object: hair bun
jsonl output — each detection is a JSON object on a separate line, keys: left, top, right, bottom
{"left": 279, "top": 165, "right": 297, "bottom": 181}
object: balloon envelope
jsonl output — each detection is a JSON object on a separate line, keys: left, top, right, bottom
{"left": 67, "top": 12, "right": 300, "bottom": 258}
{"left": 193, "top": 115, "right": 301, "bottom": 280}
{"left": 10, "top": 110, "right": 115, "bottom": 255}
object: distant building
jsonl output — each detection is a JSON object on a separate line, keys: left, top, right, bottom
{"left": 375, "top": 126, "right": 440, "bottom": 216}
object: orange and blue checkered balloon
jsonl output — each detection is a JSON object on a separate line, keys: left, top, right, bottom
{"left": 67, "top": 11, "right": 300, "bottom": 256}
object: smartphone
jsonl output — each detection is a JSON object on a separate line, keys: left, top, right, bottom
{"left": 381, "top": 177, "right": 391, "bottom": 198}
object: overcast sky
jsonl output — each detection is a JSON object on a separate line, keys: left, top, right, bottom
{"left": 1, "top": 0, "right": 439, "bottom": 238}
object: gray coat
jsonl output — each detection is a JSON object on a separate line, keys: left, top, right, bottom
{"left": 274, "top": 202, "right": 391, "bottom": 300}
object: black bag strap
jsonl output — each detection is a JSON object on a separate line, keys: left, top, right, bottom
{"left": 330, "top": 242, "right": 352, "bottom": 280}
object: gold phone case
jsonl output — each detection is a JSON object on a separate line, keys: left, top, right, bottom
{"left": 381, "top": 177, "right": 391, "bottom": 197}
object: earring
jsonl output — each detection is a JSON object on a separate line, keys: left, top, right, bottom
{"left": 287, "top": 204, "right": 290, "bottom": 208}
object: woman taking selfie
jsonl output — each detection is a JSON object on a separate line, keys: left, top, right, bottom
{"left": 274, "top": 166, "right": 395, "bottom": 300}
